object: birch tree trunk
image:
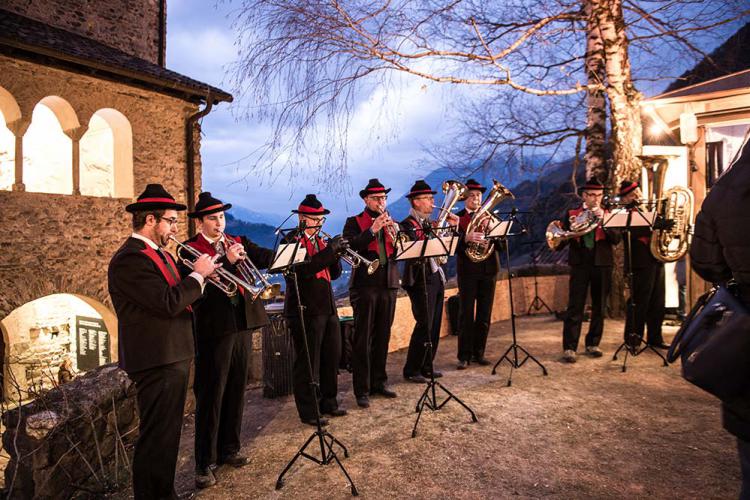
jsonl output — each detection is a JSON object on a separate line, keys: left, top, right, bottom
{"left": 584, "top": 0, "right": 608, "bottom": 183}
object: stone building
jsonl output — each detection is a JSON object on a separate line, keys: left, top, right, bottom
{"left": 0, "top": 1, "right": 232, "bottom": 401}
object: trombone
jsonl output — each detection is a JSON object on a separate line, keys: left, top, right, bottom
{"left": 221, "top": 232, "right": 281, "bottom": 300}
{"left": 314, "top": 228, "right": 380, "bottom": 275}
{"left": 169, "top": 235, "right": 266, "bottom": 299}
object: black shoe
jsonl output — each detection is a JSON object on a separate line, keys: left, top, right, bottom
{"left": 356, "top": 395, "right": 370, "bottom": 408}
{"left": 648, "top": 341, "right": 670, "bottom": 349}
{"left": 195, "top": 466, "right": 217, "bottom": 489}
{"left": 457, "top": 360, "right": 468, "bottom": 370}
{"left": 322, "top": 407, "right": 348, "bottom": 417}
{"left": 301, "top": 416, "right": 329, "bottom": 426}
{"left": 218, "top": 453, "right": 250, "bottom": 468}
{"left": 404, "top": 374, "right": 428, "bottom": 383}
{"left": 422, "top": 370, "right": 443, "bottom": 378}
{"left": 371, "top": 386, "right": 398, "bottom": 398}
{"left": 472, "top": 357, "right": 491, "bottom": 366}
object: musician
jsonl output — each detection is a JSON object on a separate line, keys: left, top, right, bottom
{"left": 181, "top": 192, "right": 275, "bottom": 488}
{"left": 618, "top": 180, "right": 671, "bottom": 350}
{"left": 456, "top": 179, "right": 499, "bottom": 369}
{"left": 283, "top": 195, "right": 348, "bottom": 425}
{"left": 108, "top": 184, "right": 219, "bottom": 499}
{"left": 401, "top": 180, "right": 459, "bottom": 381}
{"left": 342, "top": 178, "right": 400, "bottom": 408}
{"left": 690, "top": 140, "right": 750, "bottom": 498}
{"left": 554, "top": 178, "right": 621, "bottom": 363}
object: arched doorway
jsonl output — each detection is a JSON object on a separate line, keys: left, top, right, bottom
{"left": 0, "top": 293, "right": 117, "bottom": 404}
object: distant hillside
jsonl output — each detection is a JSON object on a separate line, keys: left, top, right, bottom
{"left": 225, "top": 213, "right": 278, "bottom": 248}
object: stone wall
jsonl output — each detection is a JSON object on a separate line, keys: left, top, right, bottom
{"left": 2, "top": 364, "right": 138, "bottom": 499}
{"left": 4, "top": 0, "right": 164, "bottom": 65}
{"left": 339, "top": 274, "right": 570, "bottom": 353}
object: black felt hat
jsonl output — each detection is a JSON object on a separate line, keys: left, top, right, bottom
{"left": 292, "top": 194, "right": 330, "bottom": 215}
{"left": 359, "top": 178, "right": 392, "bottom": 199}
{"left": 618, "top": 180, "right": 640, "bottom": 197}
{"left": 125, "top": 184, "right": 186, "bottom": 213}
{"left": 188, "top": 192, "right": 232, "bottom": 218}
{"left": 406, "top": 179, "right": 437, "bottom": 198}
{"left": 464, "top": 178, "right": 486, "bottom": 193}
{"left": 580, "top": 177, "right": 605, "bottom": 194}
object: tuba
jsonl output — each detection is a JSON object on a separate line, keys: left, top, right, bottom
{"left": 434, "top": 180, "right": 467, "bottom": 264}
{"left": 465, "top": 180, "right": 515, "bottom": 262}
{"left": 642, "top": 155, "right": 694, "bottom": 262}
{"left": 546, "top": 209, "right": 602, "bottom": 250}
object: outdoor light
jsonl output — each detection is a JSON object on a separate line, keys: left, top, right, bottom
{"left": 679, "top": 111, "right": 698, "bottom": 145}
{"left": 649, "top": 123, "right": 663, "bottom": 136}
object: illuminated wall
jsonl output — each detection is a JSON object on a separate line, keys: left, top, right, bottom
{"left": 23, "top": 103, "right": 73, "bottom": 194}
{"left": 80, "top": 112, "right": 114, "bottom": 196}
{"left": 0, "top": 109, "right": 13, "bottom": 190}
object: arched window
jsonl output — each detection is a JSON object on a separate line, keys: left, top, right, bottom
{"left": 80, "top": 108, "right": 133, "bottom": 198}
{"left": 23, "top": 97, "right": 79, "bottom": 195}
{"left": 0, "top": 109, "right": 14, "bottom": 191}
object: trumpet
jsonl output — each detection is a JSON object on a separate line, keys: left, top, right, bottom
{"left": 222, "top": 232, "right": 281, "bottom": 300}
{"left": 378, "top": 209, "right": 408, "bottom": 245}
{"left": 315, "top": 228, "right": 380, "bottom": 275}
{"left": 169, "top": 235, "right": 267, "bottom": 299}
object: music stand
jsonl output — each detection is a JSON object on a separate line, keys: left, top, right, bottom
{"left": 489, "top": 213, "right": 549, "bottom": 386}
{"left": 603, "top": 207, "right": 669, "bottom": 373}
{"left": 524, "top": 240, "right": 553, "bottom": 315}
{"left": 273, "top": 227, "right": 358, "bottom": 496}
{"left": 395, "top": 227, "right": 478, "bottom": 438}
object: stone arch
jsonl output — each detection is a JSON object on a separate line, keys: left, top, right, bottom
{"left": 0, "top": 292, "right": 117, "bottom": 403}
{"left": 0, "top": 86, "right": 20, "bottom": 191}
{"left": 80, "top": 108, "right": 133, "bottom": 198}
{"left": 37, "top": 95, "right": 80, "bottom": 132}
{"left": 0, "top": 85, "right": 22, "bottom": 124}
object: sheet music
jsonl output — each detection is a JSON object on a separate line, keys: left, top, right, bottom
{"left": 603, "top": 209, "right": 656, "bottom": 228}
{"left": 269, "top": 243, "right": 307, "bottom": 271}
{"left": 395, "top": 235, "right": 457, "bottom": 260}
{"left": 487, "top": 220, "right": 514, "bottom": 238}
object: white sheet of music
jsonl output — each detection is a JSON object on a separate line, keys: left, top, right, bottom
{"left": 396, "top": 236, "right": 457, "bottom": 260}
{"left": 603, "top": 209, "right": 656, "bottom": 228}
{"left": 269, "top": 244, "right": 307, "bottom": 271}
{"left": 486, "top": 220, "right": 514, "bottom": 238}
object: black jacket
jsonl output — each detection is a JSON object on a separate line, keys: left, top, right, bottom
{"left": 690, "top": 141, "right": 750, "bottom": 441}
{"left": 455, "top": 208, "right": 500, "bottom": 277}
{"left": 342, "top": 208, "right": 401, "bottom": 289}
{"left": 399, "top": 214, "right": 443, "bottom": 288}
{"left": 282, "top": 230, "right": 342, "bottom": 317}
{"left": 179, "top": 233, "right": 275, "bottom": 341}
{"left": 555, "top": 206, "right": 621, "bottom": 267}
{"left": 108, "top": 237, "right": 202, "bottom": 374}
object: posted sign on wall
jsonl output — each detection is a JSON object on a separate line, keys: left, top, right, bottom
{"left": 76, "top": 316, "right": 111, "bottom": 371}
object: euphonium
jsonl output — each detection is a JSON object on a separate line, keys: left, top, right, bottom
{"left": 434, "top": 180, "right": 467, "bottom": 264}
{"left": 643, "top": 156, "right": 694, "bottom": 262}
{"left": 545, "top": 209, "right": 602, "bottom": 250}
{"left": 465, "top": 180, "right": 515, "bottom": 262}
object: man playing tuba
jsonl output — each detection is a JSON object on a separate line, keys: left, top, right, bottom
{"left": 552, "top": 178, "right": 621, "bottom": 363}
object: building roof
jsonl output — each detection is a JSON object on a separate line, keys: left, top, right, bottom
{"left": 651, "top": 69, "right": 750, "bottom": 101}
{"left": 0, "top": 8, "right": 233, "bottom": 104}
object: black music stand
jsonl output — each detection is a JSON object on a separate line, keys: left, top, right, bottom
{"left": 489, "top": 213, "right": 549, "bottom": 386}
{"left": 395, "top": 227, "right": 478, "bottom": 438}
{"left": 604, "top": 206, "right": 669, "bottom": 372}
{"left": 524, "top": 240, "right": 553, "bottom": 315}
{"left": 272, "top": 227, "right": 358, "bottom": 496}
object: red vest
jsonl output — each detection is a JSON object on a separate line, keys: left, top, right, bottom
{"left": 567, "top": 207, "right": 606, "bottom": 243}
{"left": 355, "top": 211, "right": 394, "bottom": 256}
{"left": 186, "top": 233, "right": 246, "bottom": 296}
{"left": 405, "top": 216, "right": 430, "bottom": 240}
{"left": 300, "top": 233, "right": 331, "bottom": 282}
{"left": 140, "top": 244, "right": 192, "bottom": 312}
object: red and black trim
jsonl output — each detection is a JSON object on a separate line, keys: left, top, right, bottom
{"left": 126, "top": 184, "right": 186, "bottom": 212}
{"left": 464, "top": 178, "right": 486, "bottom": 193}
{"left": 359, "top": 178, "right": 392, "bottom": 198}
{"left": 618, "top": 181, "right": 639, "bottom": 197}
{"left": 581, "top": 177, "right": 605, "bottom": 192}
{"left": 292, "top": 194, "right": 331, "bottom": 215}
{"left": 188, "top": 192, "right": 232, "bottom": 218}
{"left": 406, "top": 179, "right": 437, "bottom": 198}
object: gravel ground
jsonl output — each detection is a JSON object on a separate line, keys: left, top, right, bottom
{"left": 119, "top": 315, "right": 740, "bottom": 499}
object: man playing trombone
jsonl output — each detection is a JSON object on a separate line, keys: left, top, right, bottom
{"left": 283, "top": 194, "right": 349, "bottom": 425}
{"left": 400, "top": 180, "right": 459, "bottom": 382}
{"left": 180, "top": 192, "right": 276, "bottom": 488}
{"left": 342, "top": 178, "right": 401, "bottom": 409}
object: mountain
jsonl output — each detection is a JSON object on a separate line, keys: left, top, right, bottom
{"left": 225, "top": 213, "right": 279, "bottom": 249}
{"left": 229, "top": 205, "right": 283, "bottom": 227}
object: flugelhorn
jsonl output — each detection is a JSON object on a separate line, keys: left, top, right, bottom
{"left": 169, "top": 235, "right": 267, "bottom": 299}
{"left": 378, "top": 209, "right": 408, "bottom": 245}
{"left": 545, "top": 209, "right": 602, "bottom": 250}
{"left": 222, "top": 232, "right": 281, "bottom": 300}
{"left": 316, "top": 228, "right": 380, "bottom": 275}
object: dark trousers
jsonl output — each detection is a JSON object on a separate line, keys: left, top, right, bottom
{"left": 288, "top": 314, "right": 341, "bottom": 420}
{"left": 457, "top": 274, "right": 496, "bottom": 361}
{"left": 624, "top": 263, "right": 665, "bottom": 345}
{"left": 193, "top": 331, "right": 250, "bottom": 469}
{"left": 740, "top": 438, "right": 750, "bottom": 500}
{"left": 562, "top": 265, "right": 612, "bottom": 351}
{"left": 130, "top": 359, "right": 190, "bottom": 500}
{"left": 350, "top": 286, "right": 397, "bottom": 396}
{"left": 403, "top": 274, "right": 445, "bottom": 377}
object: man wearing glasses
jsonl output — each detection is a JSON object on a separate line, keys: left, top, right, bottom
{"left": 283, "top": 195, "right": 348, "bottom": 425}
{"left": 343, "top": 179, "right": 401, "bottom": 408}
{"left": 400, "top": 180, "right": 458, "bottom": 381}
{"left": 108, "top": 184, "right": 219, "bottom": 499}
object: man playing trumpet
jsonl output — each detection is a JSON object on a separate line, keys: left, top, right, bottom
{"left": 180, "top": 192, "right": 275, "bottom": 488}
{"left": 283, "top": 195, "right": 349, "bottom": 425}
{"left": 342, "top": 178, "right": 401, "bottom": 409}
{"left": 400, "top": 180, "right": 459, "bottom": 382}
{"left": 552, "top": 178, "right": 620, "bottom": 363}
